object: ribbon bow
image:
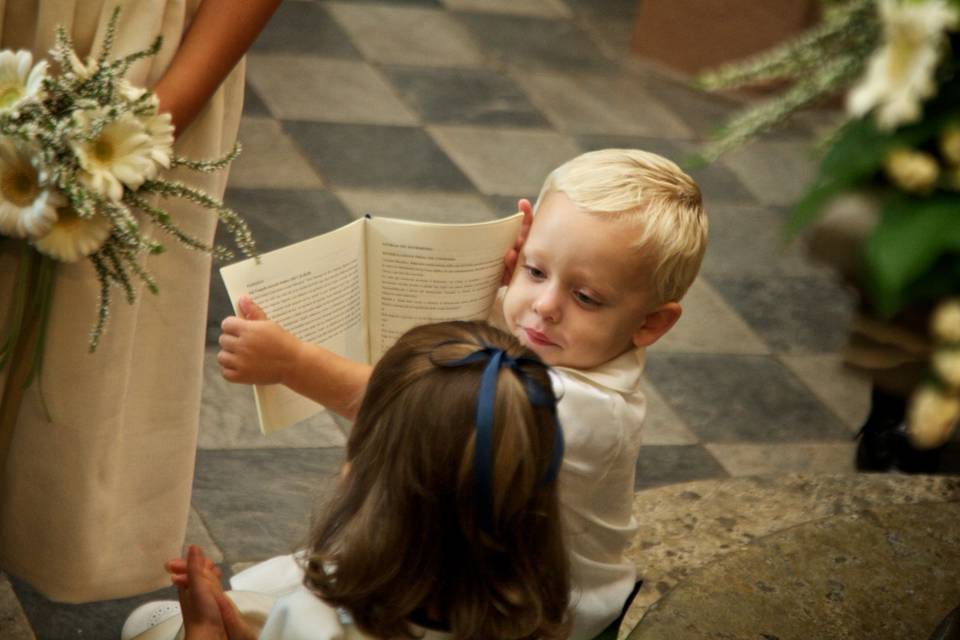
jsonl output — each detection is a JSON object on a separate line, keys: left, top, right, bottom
{"left": 437, "top": 344, "right": 564, "bottom": 532}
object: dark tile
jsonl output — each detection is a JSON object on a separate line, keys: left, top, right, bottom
{"left": 455, "top": 12, "right": 613, "bottom": 72}
{"left": 708, "top": 276, "right": 855, "bottom": 354}
{"left": 282, "top": 121, "right": 475, "bottom": 191}
{"left": 382, "top": 66, "right": 550, "bottom": 128}
{"left": 565, "top": 0, "right": 637, "bottom": 18}
{"left": 192, "top": 449, "right": 344, "bottom": 564}
{"left": 207, "top": 189, "right": 355, "bottom": 343}
{"left": 634, "top": 445, "right": 729, "bottom": 490}
{"left": 10, "top": 571, "right": 226, "bottom": 640}
{"left": 242, "top": 82, "right": 271, "bottom": 118}
{"left": 252, "top": 1, "right": 360, "bottom": 57}
{"left": 645, "top": 353, "right": 851, "bottom": 443}
{"left": 574, "top": 135, "right": 757, "bottom": 204}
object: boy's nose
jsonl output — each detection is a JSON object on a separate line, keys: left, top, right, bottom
{"left": 533, "top": 288, "right": 562, "bottom": 322}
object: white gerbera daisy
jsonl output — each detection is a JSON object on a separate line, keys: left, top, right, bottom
{"left": 0, "top": 139, "right": 62, "bottom": 238}
{"left": 0, "top": 49, "right": 47, "bottom": 111}
{"left": 142, "top": 111, "right": 175, "bottom": 169}
{"left": 32, "top": 207, "right": 112, "bottom": 262}
{"left": 72, "top": 110, "right": 158, "bottom": 201}
{"left": 847, "top": 0, "right": 959, "bottom": 130}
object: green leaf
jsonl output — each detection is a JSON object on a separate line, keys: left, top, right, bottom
{"left": 865, "top": 194, "right": 960, "bottom": 317}
{"left": 789, "top": 78, "right": 960, "bottom": 236}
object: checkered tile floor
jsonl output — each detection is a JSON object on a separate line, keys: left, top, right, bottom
{"left": 5, "top": 1, "right": 946, "bottom": 637}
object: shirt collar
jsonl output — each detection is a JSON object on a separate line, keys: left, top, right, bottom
{"left": 553, "top": 348, "right": 645, "bottom": 394}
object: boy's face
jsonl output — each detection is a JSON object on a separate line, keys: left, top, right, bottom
{"left": 502, "top": 192, "right": 659, "bottom": 370}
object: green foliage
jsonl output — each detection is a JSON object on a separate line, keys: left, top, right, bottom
{"left": 866, "top": 195, "right": 960, "bottom": 316}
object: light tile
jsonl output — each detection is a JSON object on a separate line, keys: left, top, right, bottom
{"left": 513, "top": 71, "right": 693, "bottom": 137}
{"left": 185, "top": 506, "right": 224, "bottom": 564}
{"left": 650, "top": 278, "right": 770, "bottom": 355}
{"left": 722, "top": 140, "right": 819, "bottom": 207}
{"left": 780, "top": 354, "right": 871, "bottom": 432}
{"left": 334, "top": 189, "right": 496, "bottom": 224}
{"left": 246, "top": 55, "right": 418, "bottom": 125}
{"left": 229, "top": 117, "right": 324, "bottom": 189}
{"left": 0, "top": 573, "right": 33, "bottom": 640}
{"left": 706, "top": 442, "right": 857, "bottom": 476}
{"left": 700, "top": 203, "right": 832, "bottom": 279}
{"left": 429, "top": 125, "right": 581, "bottom": 195}
{"left": 326, "top": 2, "right": 485, "bottom": 67}
{"left": 200, "top": 349, "right": 347, "bottom": 450}
{"left": 443, "top": 0, "right": 572, "bottom": 18}
{"left": 640, "top": 379, "right": 700, "bottom": 445}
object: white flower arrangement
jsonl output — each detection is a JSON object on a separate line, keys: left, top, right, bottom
{"left": 0, "top": 9, "right": 255, "bottom": 387}
{"left": 699, "top": 0, "right": 960, "bottom": 451}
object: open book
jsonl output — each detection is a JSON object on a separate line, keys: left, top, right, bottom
{"left": 220, "top": 213, "right": 523, "bottom": 433}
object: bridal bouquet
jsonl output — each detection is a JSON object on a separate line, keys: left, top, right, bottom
{"left": 0, "top": 10, "right": 255, "bottom": 386}
{"left": 698, "top": 0, "right": 960, "bottom": 448}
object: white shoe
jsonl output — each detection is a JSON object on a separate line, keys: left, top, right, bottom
{"left": 120, "top": 600, "right": 184, "bottom": 640}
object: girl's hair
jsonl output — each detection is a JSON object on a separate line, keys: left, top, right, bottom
{"left": 304, "top": 321, "right": 570, "bottom": 639}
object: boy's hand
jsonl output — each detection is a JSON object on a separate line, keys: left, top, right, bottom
{"left": 175, "top": 545, "right": 258, "bottom": 640}
{"left": 218, "top": 295, "right": 301, "bottom": 386}
{"left": 502, "top": 198, "right": 533, "bottom": 286}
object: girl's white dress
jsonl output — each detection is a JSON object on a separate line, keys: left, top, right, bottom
{"left": 0, "top": 0, "right": 244, "bottom": 602}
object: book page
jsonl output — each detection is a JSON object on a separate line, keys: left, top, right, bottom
{"left": 366, "top": 213, "right": 523, "bottom": 360}
{"left": 219, "top": 219, "right": 367, "bottom": 433}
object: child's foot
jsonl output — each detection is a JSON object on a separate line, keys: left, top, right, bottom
{"left": 120, "top": 600, "right": 183, "bottom": 640}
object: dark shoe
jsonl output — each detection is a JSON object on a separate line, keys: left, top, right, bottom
{"left": 855, "top": 386, "right": 942, "bottom": 474}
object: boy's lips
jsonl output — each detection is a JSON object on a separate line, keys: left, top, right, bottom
{"left": 523, "top": 327, "right": 559, "bottom": 347}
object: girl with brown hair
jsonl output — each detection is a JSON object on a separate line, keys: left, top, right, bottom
{"left": 133, "top": 320, "right": 570, "bottom": 640}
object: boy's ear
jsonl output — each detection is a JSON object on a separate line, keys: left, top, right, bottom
{"left": 632, "top": 302, "right": 682, "bottom": 348}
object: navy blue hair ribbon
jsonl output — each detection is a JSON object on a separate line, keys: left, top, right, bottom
{"left": 437, "top": 345, "right": 564, "bottom": 532}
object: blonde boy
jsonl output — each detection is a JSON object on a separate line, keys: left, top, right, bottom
{"left": 216, "top": 149, "right": 707, "bottom": 638}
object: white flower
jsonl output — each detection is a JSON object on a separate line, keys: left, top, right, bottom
{"left": 847, "top": 0, "right": 959, "bottom": 130}
{"left": 907, "top": 384, "right": 960, "bottom": 449}
{"left": 72, "top": 110, "right": 157, "bottom": 201}
{"left": 142, "top": 111, "right": 175, "bottom": 169}
{"left": 0, "top": 139, "right": 62, "bottom": 238}
{"left": 0, "top": 49, "right": 47, "bottom": 111}
{"left": 933, "top": 348, "right": 960, "bottom": 389}
{"left": 884, "top": 148, "right": 940, "bottom": 192}
{"left": 32, "top": 207, "right": 112, "bottom": 262}
{"left": 931, "top": 298, "right": 960, "bottom": 342}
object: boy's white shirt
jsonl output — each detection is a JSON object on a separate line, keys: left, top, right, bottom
{"left": 229, "top": 289, "right": 646, "bottom": 640}
{"left": 490, "top": 288, "right": 645, "bottom": 639}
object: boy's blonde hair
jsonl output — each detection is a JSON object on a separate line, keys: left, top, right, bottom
{"left": 535, "top": 148, "right": 707, "bottom": 304}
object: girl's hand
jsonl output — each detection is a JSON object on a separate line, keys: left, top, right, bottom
{"left": 218, "top": 296, "right": 302, "bottom": 386}
{"left": 176, "top": 546, "right": 258, "bottom": 640}
{"left": 502, "top": 198, "right": 533, "bottom": 286}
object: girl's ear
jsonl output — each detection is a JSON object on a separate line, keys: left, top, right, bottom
{"left": 631, "top": 302, "right": 682, "bottom": 348}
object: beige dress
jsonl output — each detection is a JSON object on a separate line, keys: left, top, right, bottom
{"left": 0, "top": 0, "right": 244, "bottom": 602}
